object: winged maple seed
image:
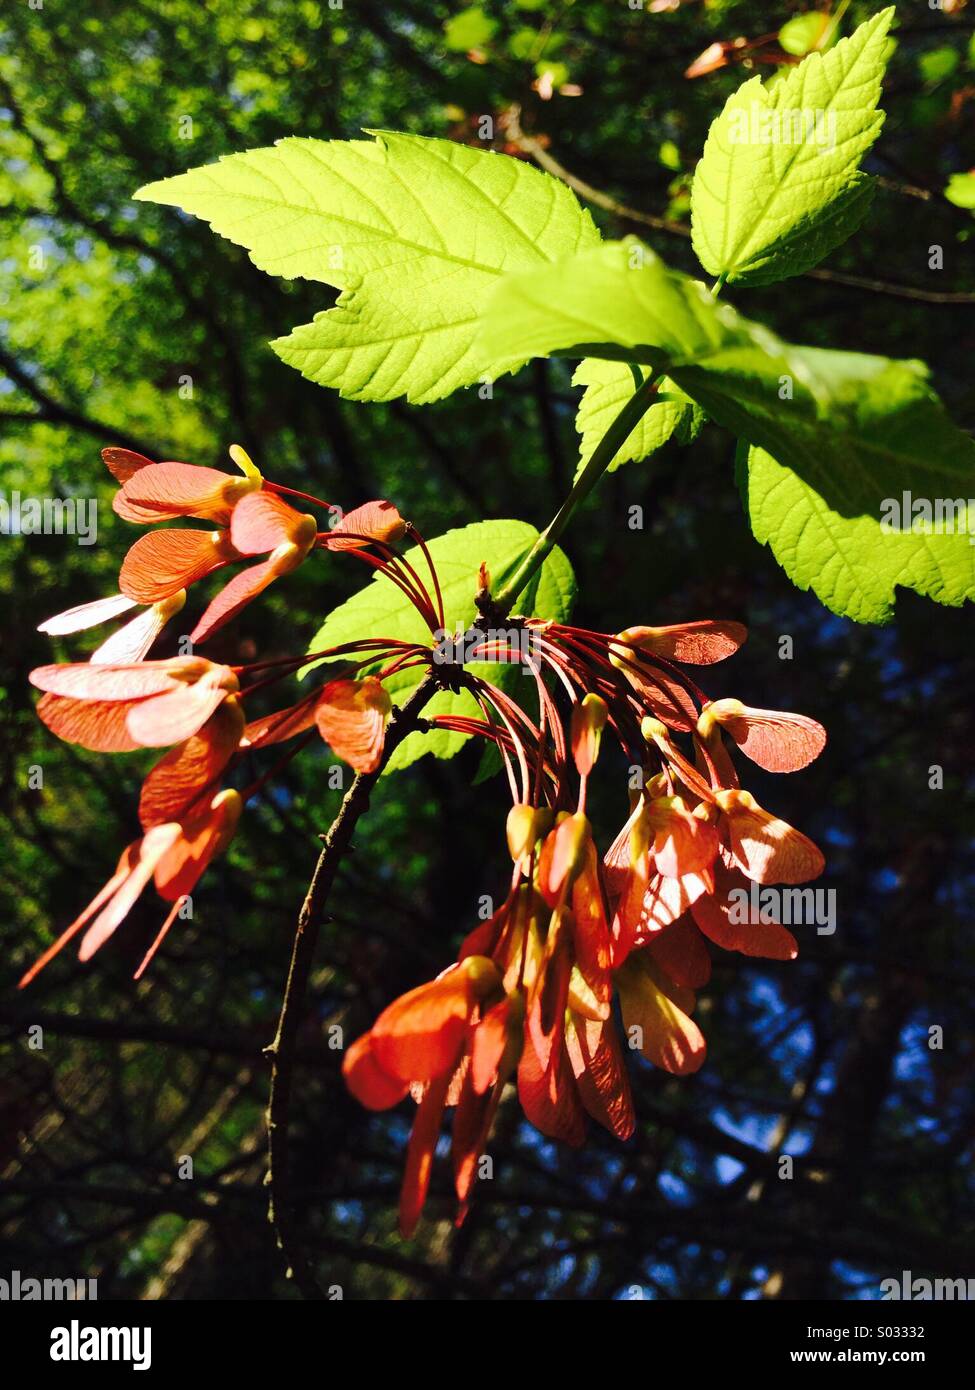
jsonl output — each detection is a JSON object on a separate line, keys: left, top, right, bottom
{"left": 24, "top": 444, "right": 826, "bottom": 1241}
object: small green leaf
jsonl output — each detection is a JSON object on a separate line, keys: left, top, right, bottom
{"left": 304, "top": 520, "right": 575, "bottom": 771}
{"left": 572, "top": 359, "right": 692, "bottom": 480}
{"left": 535, "top": 60, "right": 570, "bottom": 87}
{"left": 659, "top": 140, "right": 681, "bottom": 172}
{"left": 472, "top": 739, "right": 504, "bottom": 786}
{"left": 945, "top": 172, "right": 975, "bottom": 210}
{"left": 509, "top": 27, "right": 541, "bottom": 60}
{"left": 444, "top": 7, "right": 497, "bottom": 52}
{"left": 919, "top": 46, "right": 959, "bottom": 83}
{"left": 691, "top": 8, "right": 893, "bottom": 285}
{"left": 779, "top": 13, "right": 835, "bottom": 58}
{"left": 135, "top": 132, "right": 599, "bottom": 404}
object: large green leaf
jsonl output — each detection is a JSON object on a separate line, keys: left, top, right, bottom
{"left": 690, "top": 8, "right": 893, "bottom": 286}
{"left": 740, "top": 363, "right": 975, "bottom": 625}
{"left": 478, "top": 239, "right": 822, "bottom": 409}
{"left": 135, "top": 132, "right": 600, "bottom": 404}
{"left": 682, "top": 348, "right": 975, "bottom": 523}
{"left": 481, "top": 239, "right": 975, "bottom": 622}
{"left": 480, "top": 240, "right": 973, "bottom": 498}
{"left": 480, "top": 239, "right": 775, "bottom": 371}
{"left": 304, "top": 520, "right": 575, "bottom": 771}
{"left": 657, "top": 341, "right": 975, "bottom": 625}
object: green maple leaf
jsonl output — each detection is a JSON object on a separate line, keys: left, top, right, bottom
{"left": 572, "top": 360, "right": 700, "bottom": 480}
{"left": 135, "top": 132, "right": 599, "bottom": 404}
{"left": 480, "top": 239, "right": 767, "bottom": 372}
{"left": 691, "top": 8, "right": 893, "bottom": 286}
{"left": 304, "top": 520, "right": 575, "bottom": 772}
{"left": 480, "top": 238, "right": 975, "bottom": 623}
{"left": 740, "top": 352, "right": 975, "bottom": 623}
{"left": 743, "top": 446, "right": 975, "bottom": 624}
{"left": 478, "top": 239, "right": 816, "bottom": 400}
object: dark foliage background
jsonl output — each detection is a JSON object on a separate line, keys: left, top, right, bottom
{"left": 1, "top": 0, "right": 974, "bottom": 1300}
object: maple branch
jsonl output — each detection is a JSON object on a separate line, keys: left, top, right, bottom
{"left": 504, "top": 107, "right": 688, "bottom": 237}
{"left": 264, "top": 671, "right": 438, "bottom": 1300}
{"left": 0, "top": 1004, "right": 326, "bottom": 1061}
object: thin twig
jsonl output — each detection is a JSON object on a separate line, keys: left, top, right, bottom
{"left": 503, "top": 109, "right": 975, "bottom": 306}
{"left": 505, "top": 111, "right": 688, "bottom": 236}
{"left": 264, "top": 672, "right": 437, "bottom": 1299}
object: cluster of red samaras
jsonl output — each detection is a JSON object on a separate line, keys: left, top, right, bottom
{"left": 24, "top": 445, "right": 827, "bottom": 1242}
{"left": 22, "top": 445, "right": 417, "bottom": 984}
{"left": 343, "top": 621, "right": 827, "bottom": 1236}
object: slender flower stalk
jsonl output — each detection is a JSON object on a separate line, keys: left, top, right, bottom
{"left": 493, "top": 374, "right": 662, "bottom": 609}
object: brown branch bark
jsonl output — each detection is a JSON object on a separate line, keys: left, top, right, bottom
{"left": 264, "top": 672, "right": 437, "bottom": 1299}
